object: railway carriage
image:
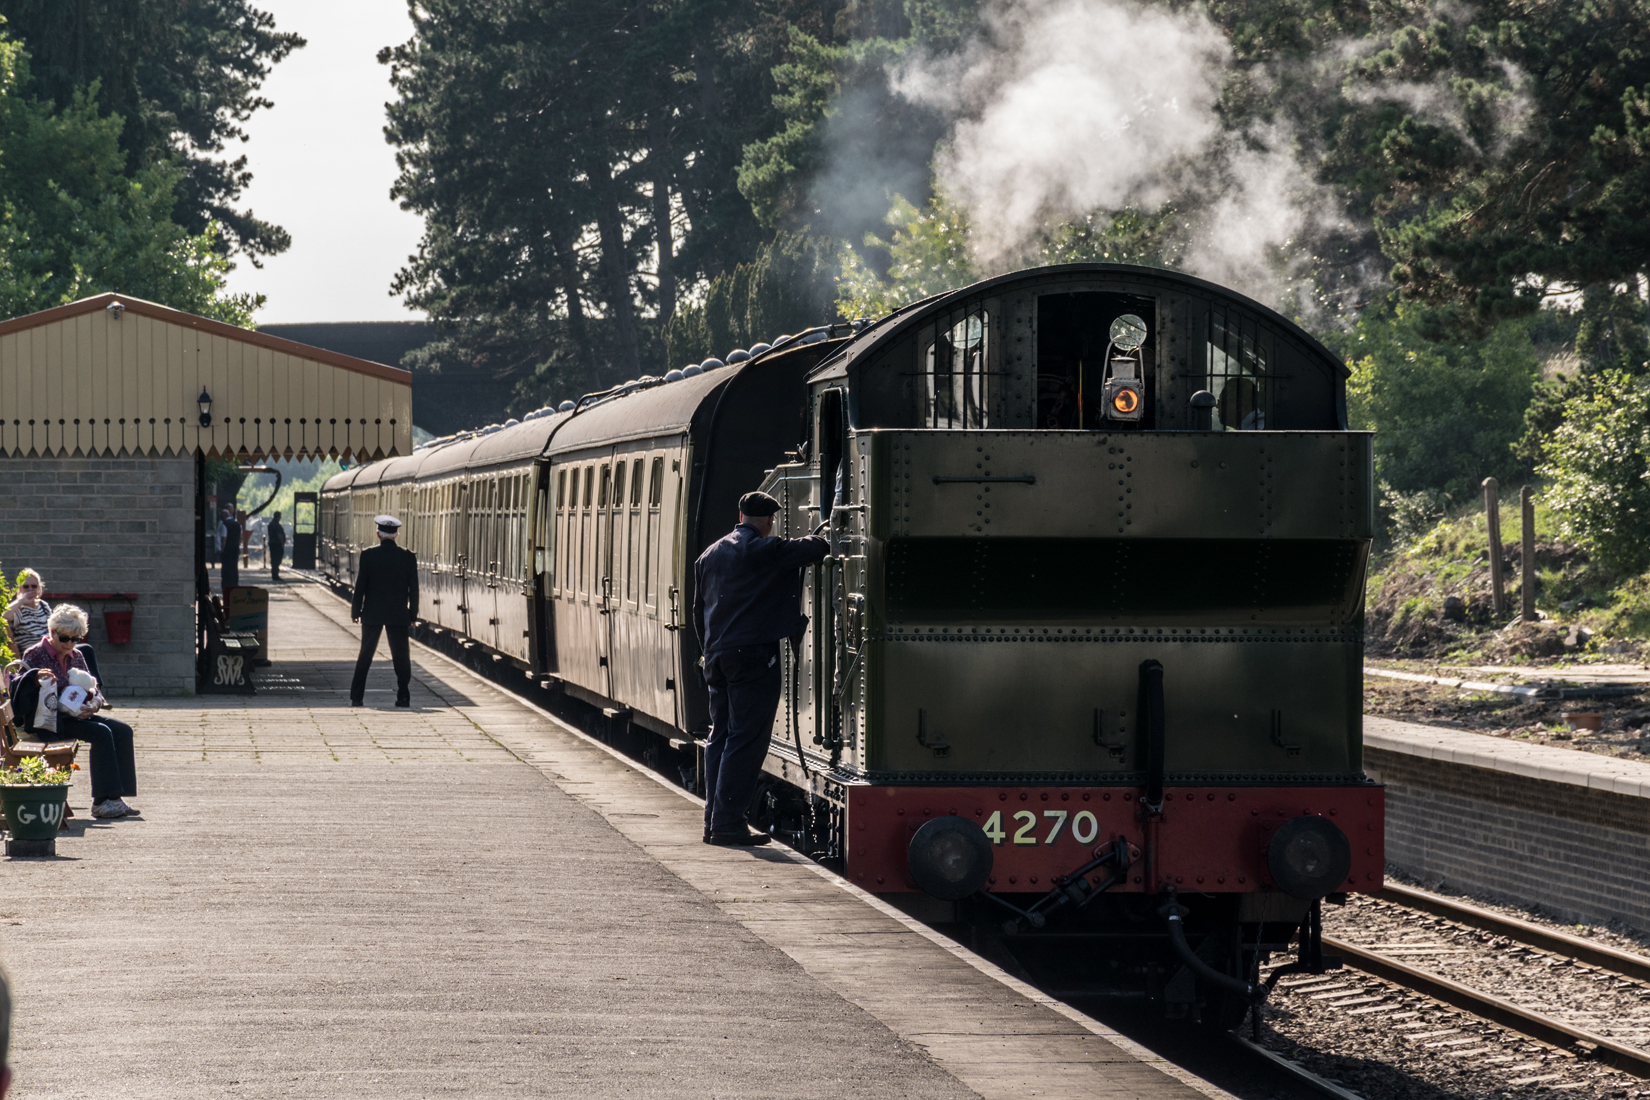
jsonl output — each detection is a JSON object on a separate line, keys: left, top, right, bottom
{"left": 322, "top": 263, "right": 1382, "bottom": 1019}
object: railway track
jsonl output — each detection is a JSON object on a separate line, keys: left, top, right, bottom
{"left": 1250, "top": 885, "right": 1650, "bottom": 1098}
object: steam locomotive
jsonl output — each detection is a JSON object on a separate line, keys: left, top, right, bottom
{"left": 321, "top": 263, "right": 1381, "bottom": 1020}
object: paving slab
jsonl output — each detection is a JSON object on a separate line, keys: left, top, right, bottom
{"left": 2, "top": 580, "right": 1231, "bottom": 1100}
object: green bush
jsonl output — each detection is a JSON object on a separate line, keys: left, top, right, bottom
{"left": 1330, "top": 304, "right": 1541, "bottom": 505}
{"left": 1536, "top": 370, "right": 1650, "bottom": 574}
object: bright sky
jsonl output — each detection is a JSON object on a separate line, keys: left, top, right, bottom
{"left": 221, "top": 0, "right": 425, "bottom": 324}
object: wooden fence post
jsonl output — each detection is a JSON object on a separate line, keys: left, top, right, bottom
{"left": 1521, "top": 486, "right": 1536, "bottom": 623}
{"left": 1483, "top": 477, "right": 1504, "bottom": 616}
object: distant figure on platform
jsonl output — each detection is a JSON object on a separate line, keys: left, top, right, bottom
{"left": 349, "top": 514, "right": 418, "bottom": 708}
{"left": 267, "top": 511, "right": 287, "bottom": 582}
{"left": 692, "top": 490, "right": 828, "bottom": 847}
{"left": 220, "top": 508, "right": 241, "bottom": 595}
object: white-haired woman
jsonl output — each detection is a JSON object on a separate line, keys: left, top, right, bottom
{"left": 19, "top": 604, "right": 138, "bottom": 818}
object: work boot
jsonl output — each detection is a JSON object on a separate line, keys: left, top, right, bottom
{"left": 708, "top": 828, "right": 772, "bottom": 847}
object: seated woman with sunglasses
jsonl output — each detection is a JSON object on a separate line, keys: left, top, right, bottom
{"left": 19, "top": 605, "right": 138, "bottom": 819}
{"left": 4, "top": 569, "right": 109, "bottom": 695}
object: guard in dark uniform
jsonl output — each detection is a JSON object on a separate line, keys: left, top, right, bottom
{"left": 350, "top": 514, "right": 419, "bottom": 708}
{"left": 692, "top": 490, "right": 829, "bottom": 846}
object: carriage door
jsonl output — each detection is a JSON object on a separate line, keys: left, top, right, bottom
{"left": 530, "top": 462, "right": 552, "bottom": 672}
{"left": 595, "top": 458, "right": 616, "bottom": 697}
{"left": 482, "top": 476, "right": 504, "bottom": 651}
{"left": 457, "top": 479, "right": 474, "bottom": 639}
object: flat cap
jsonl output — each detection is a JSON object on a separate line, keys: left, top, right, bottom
{"left": 738, "top": 491, "right": 780, "bottom": 518}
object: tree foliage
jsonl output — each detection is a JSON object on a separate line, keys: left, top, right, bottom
{"left": 1537, "top": 370, "right": 1650, "bottom": 574}
{"left": 381, "top": 0, "right": 847, "bottom": 407}
{"left": 0, "top": 38, "right": 258, "bottom": 324}
{"left": 1331, "top": 302, "right": 1541, "bottom": 503}
{"left": 0, "top": 0, "right": 303, "bottom": 260}
{"left": 665, "top": 232, "right": 839, "bottom": 366}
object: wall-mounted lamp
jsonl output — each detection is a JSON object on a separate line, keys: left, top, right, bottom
{"left": 105, "top": 301, "right": 124, "bottom": 319}
{"left": 198, "top": 389, "right": 213, "bottom": 428}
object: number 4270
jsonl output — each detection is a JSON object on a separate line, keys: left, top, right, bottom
{"left": 982, "top": 809, "right": 1102, "bottom": 846}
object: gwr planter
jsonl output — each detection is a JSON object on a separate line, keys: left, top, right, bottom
{"left": 2, "top": 783, "right": 68, "bottom": 856}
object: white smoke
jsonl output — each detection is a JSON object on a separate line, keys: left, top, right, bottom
{"left": 890, "top": 0, "right": 1345, "bottom": 307}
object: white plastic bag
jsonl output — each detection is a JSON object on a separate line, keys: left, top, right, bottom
{"left": 32, "top": 673, "right": 58, "bottom": 734}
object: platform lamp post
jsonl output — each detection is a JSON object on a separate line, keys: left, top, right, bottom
{"left": 1483, "top": 477, "right": 1505, "bottom": 616}
{"left": 198, "top": 389, "right": 213, "bottom": 428}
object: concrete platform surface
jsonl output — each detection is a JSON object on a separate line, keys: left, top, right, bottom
{"left": 1366, "top": 714, "right": 1650, "bottom": 798}
{"left": 1, "top": 580, "right": 1226, "bottom": 1100}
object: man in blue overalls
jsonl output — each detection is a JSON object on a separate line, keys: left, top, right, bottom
{"left": 692, "top": 491, "right": 828, "bottom": 846}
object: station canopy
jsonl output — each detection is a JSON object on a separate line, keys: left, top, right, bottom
{"left": 0, "top": 292, "right": 412, "bottom": 461}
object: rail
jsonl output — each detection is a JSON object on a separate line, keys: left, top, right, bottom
{"left": 1323, "top": 933, "right": 1650, "bottom": 1077}
{"left": 1375, "top": 882, "right": 1650, "bottom": 982}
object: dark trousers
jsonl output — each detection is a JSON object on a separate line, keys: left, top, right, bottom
{"left": 351, "top": 622, "right": 411, "bottom": 703}
{"left": 269, "top": 543, "right": 284, "bottom": 580}
{"left": 221, "top": 556, "right": 239, "bottom": 595}
{"left": 702, "top": 642, "right": 783, "bottom": 835}
{"left": 59, "top": 713, "right": 136, "bottom": 804}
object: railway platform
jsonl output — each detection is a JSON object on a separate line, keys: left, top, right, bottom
{"left": 0, "top": 576, "right": 1230, "bottom": 1100}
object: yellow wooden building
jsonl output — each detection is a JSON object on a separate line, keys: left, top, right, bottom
{"left": 0, "top": 292, "right": 413, "bottom": 694}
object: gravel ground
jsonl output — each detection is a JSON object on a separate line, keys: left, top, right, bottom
{"left": 1250, "top": 893, "right": 1650, "bottom": 1100}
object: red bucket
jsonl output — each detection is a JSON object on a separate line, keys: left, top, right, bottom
{"left": 104, "top": 609, "right": 133, "bottom": 645}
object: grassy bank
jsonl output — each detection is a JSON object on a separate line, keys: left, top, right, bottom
{"left": 1366, "top": 499, "right": 1650, "bottom": 664}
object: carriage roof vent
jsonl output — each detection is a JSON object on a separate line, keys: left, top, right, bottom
{"left": 726, "top": 349, "right": 751, "bottom": 363}
{"left": 699, "top": 357, "right": 725, "bottom": 371}
{"left": 558, "top": 400, "right": 575, "bottom": 412}
{"left": 665, "top": 369, "right": 684, "bottom": 382}
{"left": 504, "top": 418, "right": 519, "bottom": 428}
{"left": 682, "top": 364, "right": 703, "bottom": 377}
{"left": 748, "top": 342, "right": 772, "bottom": 355}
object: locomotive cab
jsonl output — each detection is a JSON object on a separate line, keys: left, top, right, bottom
{"left": 757, "top": 263, "right": 1379, "bottom": 1021}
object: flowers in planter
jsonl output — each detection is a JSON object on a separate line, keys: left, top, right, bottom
{"left": 2, "top": 756, "right": 70, "bottom": 785}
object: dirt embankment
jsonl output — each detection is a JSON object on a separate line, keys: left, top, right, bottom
{"left": 1365, "top": 540, "right": 1630, "bottom": 661}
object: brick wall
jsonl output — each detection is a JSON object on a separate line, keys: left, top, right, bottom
{"left": 1366, "top": 746, "right": 1650, "bottom": 931}
{"left": 0, "top": 454, "right": 196, "bottom": 695}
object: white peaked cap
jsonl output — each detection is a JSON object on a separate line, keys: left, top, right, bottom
{"left": 374, "top": 514, "right": 402, "bottom": 529}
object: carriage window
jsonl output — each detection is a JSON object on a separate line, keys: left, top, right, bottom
{"left": 648, "top": 457, "right": 663, "bottom": 506}
{"left": 1209, "top": 309, "right": 1270, "bottom": 430}
{"left": 923, "top": 310, "right": 990, "bottom": 429}
{"left": 630, "top": 459, "right": 643, "bottom": 506}
{"left": 583, "top": 466, "right": 594, "bottom": 508}
{"left": 612, "top": 462, "right": 626, "bottom": 516}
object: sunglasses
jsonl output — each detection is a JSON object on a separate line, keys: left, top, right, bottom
{"left": 21, "top": 583, "right": 39, "bottom": 589}
{"left": 53, "top": 632, "right": 84, "bottom": 644}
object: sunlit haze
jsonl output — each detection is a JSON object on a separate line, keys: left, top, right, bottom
{"left": 222, "top": 0, "right": 424, "bottom": 324}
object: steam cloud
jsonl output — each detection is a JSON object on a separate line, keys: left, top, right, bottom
{"left": 890, "top": 0, "right": 1344, "bottom": 308}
